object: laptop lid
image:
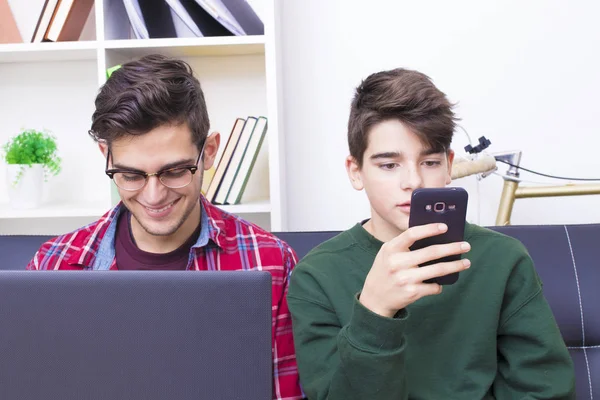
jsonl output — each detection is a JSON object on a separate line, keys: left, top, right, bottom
{"left": 0, "top": 270, "right": 272, "bottom": 400}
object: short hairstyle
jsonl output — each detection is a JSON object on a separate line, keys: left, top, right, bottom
{"left": 89, "top": 54, "right": 210, "bottom": 150}
{"left": 348, "top": 68, "right": 458, "bottom": 167}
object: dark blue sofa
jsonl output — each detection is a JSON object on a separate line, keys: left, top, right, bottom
{"left": 1, "top": 224, "right": 598, "bottom": 398}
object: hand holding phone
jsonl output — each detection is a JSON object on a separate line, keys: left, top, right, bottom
{"left": 360, "top": 216, "right": 471, "bottom": 318}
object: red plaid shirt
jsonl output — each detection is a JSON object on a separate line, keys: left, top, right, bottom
{"left": 27, "top": 196, "right": 304, "bottom": 400}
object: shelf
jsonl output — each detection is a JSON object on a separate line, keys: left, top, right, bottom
{"left": 104, "top": 36, "right": 265, "bottom": 58}
{"left": 213, "top": 200, "right": 271, "bottom": 214}
{"left": 0, "top": 36, "right": 265, "bottom": 64}
{"left": 0, "top": 41, "right": 98, "bottom": 63}
{"left": 0, "top": 201, "right": 109, "bottom": 219}
{"left": 0, "top": 200, "right": 270, "bottom": 220}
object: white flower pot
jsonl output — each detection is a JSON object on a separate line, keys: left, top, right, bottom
{"left": 6, "top": 164, "right": 44, "bottom": 209}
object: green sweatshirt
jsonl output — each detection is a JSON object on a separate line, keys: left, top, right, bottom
{"left": 287, "top": 222, "right": 575, "bottom": 399}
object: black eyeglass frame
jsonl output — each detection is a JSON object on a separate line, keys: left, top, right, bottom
{"left": 105, "top": 151, "right": 203, "bottom": 191}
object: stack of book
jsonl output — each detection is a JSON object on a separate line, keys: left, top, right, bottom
{"left": 203, "top": 116, "right": 268, "bottom": 205}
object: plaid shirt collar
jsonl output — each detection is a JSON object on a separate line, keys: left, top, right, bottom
{"left": 66, "top": 196, "right": 228, "bottom": 269}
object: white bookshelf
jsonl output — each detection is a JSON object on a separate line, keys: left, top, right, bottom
{"left": 0, "top": 41, "right": 98, "bottom": 62}
{"left": 0, "top": 199, "right": 270, "bottom": 220}
{"left": 0, "top": 0, "right": 286, "bottom": 236}
{"left": 0, "top": 201, "right": 108, "bottom": 219}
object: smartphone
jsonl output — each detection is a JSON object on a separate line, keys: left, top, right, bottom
{"left": 408, "top": 187, "right": 469, "bottom": 285}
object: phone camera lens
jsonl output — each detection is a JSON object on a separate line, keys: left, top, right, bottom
{"left": 434, "top": 202, "right": 445, "bottom": 212}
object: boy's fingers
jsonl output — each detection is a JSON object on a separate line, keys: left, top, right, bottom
{"left": 387, "top": 223, "right": 448, "bottom": 251}
{"left": 407, "top": 242, "right": 471, "bottom": 267}
{"left": 410, "top": 259, "right": 470, "bottom": 283}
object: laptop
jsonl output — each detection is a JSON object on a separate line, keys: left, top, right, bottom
{"left": 0, "top": 270, "right": 272, "bottom": 400}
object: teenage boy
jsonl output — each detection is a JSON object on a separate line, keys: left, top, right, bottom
{"left": 27, "top": 54, "right": 303, "bottom": 400}
{"left": 287, "top": 68, "right": 575, "bottom": 399}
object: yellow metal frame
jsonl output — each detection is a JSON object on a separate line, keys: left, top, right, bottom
{"left": 496, "top": 180, "right": 600, "bottom": 225}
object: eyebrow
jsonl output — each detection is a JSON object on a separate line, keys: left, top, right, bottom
{"left": 370, "top": 151, "right": 401, "bottom": 160}
{"left": 112, "top": 158, "right": 197, "bottom": 173}
{"left": 369, "top": 149, "right": 444, "bottom": 160}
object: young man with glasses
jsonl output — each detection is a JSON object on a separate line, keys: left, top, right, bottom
{"left": 26, "top": 54, "right": 304, "bottom": 400}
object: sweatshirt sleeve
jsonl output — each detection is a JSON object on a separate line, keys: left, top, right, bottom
{"left": 493, "top": 252, "right": 576, "bottom": 399}
{"left": 287, "top": 260, "right": 409, "bottom": 400}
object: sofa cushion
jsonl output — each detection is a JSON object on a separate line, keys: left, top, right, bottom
{"left": 492, "top": 224, "right": 598, "bottom": 399}
{"left": 0, "top": 235, "right": 53, "bottom": 270}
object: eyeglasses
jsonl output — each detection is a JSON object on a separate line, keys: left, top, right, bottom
{"left": 105, "top": 151, "right": 203, "bottom": 192}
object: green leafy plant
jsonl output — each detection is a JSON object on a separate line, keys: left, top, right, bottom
{"left": 2, "top": 129, "right": 62, "bottom": 185}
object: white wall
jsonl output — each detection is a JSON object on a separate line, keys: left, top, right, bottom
{"left": 4, "top": 0, "right": 600, "bottom": 233}
{"left": 279, "top": 0, "right": 600, "bottom": 231}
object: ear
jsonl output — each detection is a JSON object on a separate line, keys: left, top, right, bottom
{"left": 202, "top": 132, "right": 221, "bottom": 170}
{"left": 445, "top": 149, "right": 455, "bottom": 185}
{"left": 98, "top": 141, "right": 108, "bottom": 158}
{"left": 345, "top": 155, "right": 364, "bottom": 191}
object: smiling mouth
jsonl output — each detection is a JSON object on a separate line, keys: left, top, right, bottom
{"left": 144, "top": 200, "right": 176, "bottom": 214}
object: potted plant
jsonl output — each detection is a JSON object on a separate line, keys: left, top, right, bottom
{"left": 2, "top": 128, "right": 61, "bottom": 209}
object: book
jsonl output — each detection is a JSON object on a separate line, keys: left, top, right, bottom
{"left": 181, "top": 0, "right": 233, "bottom": 37}
{"left": 201, "top": 166, "right": 216, "bottom": 195}
{"left": 31, "top": 0, "right": 60, "bottom": 42}
{"left": 220, "top": 0, "right": 263, "bottom": 35}
{"left": 205, "top": 118, "right": 247, "bottom": 202}
{"left": 213, "top": 116, "right": 257, "bottom": 205}
{"left": 138, "top": 0, "right": 177, "bottom": 38}
{"left": 0, "top": 0, "right": 23, "bottom": 44}
{"left": 165, "top": 0, "right": 261, "bottom": 37}
{"left": 123, "top": 0, "right": 149, "bottom": 39}
{"left": 164, "top": 0, "right": 203, "bottom": 37}
{"left": 224, "top": 116, "right": 267, "bottom": 205}
{"left": 44, "top": 0, "right": 94, "bottom": 42}
{"left": 192, "top": 0, "right": 244, "bottom": 36}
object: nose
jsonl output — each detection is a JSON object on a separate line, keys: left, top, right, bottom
{"left": 400, "top": 164, "right": 423, "bottom": 190}
{"left": 140, "top": 175, "right": 168, "bottom": 205}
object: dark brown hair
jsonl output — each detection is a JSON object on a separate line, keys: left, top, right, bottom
{"left": 89, "top": 54, "right": 209, "bottom": 150}
{"left": 348, "top": 68, "right": 458, "bottom": 167}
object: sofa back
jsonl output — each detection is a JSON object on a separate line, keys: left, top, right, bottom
{"left": 2, "top": 224, "right": 598, "bottom": 398}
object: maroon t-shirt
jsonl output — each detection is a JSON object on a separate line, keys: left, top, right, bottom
{"left": 115, "top": 209, "right": 201, "bottom": 270}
